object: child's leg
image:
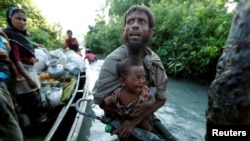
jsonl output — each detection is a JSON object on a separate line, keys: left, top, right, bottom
{"left": 138, "top": 119, "right": 153, "bottom": 131}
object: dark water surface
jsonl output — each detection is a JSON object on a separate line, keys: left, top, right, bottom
{"left": 77, "top": 60, "right": 209, "bottom": 141}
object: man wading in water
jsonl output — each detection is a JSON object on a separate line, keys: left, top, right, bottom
{"left": 92, "top": 5, "right": 177, "bottom": 141}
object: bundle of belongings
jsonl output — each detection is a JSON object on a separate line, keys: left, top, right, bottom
{"left": 35, "top": 48, "right": 85, "bottom": 109}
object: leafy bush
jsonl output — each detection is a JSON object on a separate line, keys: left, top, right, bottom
{"left": 151, "top": 0, "right": 233, "bottom": 81}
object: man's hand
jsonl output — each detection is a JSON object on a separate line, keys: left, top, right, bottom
{"left": 112, "top": 122, "right": 135, "bottom": 139}
{"left": 27, "top": 78, "right": 38, "bottom": 89}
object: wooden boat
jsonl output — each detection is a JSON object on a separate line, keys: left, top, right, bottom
{"left": 23, "top": 70, "right": 90, "bottom": 141}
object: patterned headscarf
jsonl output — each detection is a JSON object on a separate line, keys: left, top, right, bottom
{"left": 4, "top": 7, "right": 35, "bottom": 57}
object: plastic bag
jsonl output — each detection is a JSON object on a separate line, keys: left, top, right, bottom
{"left": 46, "top": 87, "right": 63, "bottom": 108}
{"left": 64, "top": 50, "right": 85, "bottom": 71}
{"left": 35, "top": 48, "right": 49, "bottom": 72}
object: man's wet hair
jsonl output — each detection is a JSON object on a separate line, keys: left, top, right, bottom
{"left": 116, "top": 58, "right": 144, "bottom": 78}
{"left": 123, "top": 5, "right": 155, "bottom": 29}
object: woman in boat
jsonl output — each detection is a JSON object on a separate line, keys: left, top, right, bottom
{"left": 4, "top": 7, "right": 46, "bottom": 125}
{"left": 93, "top": 5, "right": 177, "bottom": 141}
{"left": 104, "top": 58, "right": 155, "bottom": 132}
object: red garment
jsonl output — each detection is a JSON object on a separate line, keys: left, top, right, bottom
{"left": 10, "top": 42, "right": 34, "bottom": 65}
{"left": 84, "top": 53, "right": 97, "bottom": 62}
{"left": 65, "top": 38, "right": 77, "bottom": 47}
{"left": 65, "top": 38, "right": 79, "bottom": 52}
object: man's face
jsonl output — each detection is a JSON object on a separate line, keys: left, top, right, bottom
{"left": 67, "top": 31, "right": 72, "bottom": 38}
{"left": 122, "top": 11, "right": 153, "bottom": 55}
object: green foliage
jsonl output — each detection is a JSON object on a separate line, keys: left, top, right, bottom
{"left": 85, "top": 20, "right": 122, "bottom": 55}
{"left": 0, "top": 0, "right": 62, "bottom": 50}
{"left": 151, "top": 0, "right": 233, "bottom": 81}
{"left": 107, "top": 0, "right": 155, "bottom": 17}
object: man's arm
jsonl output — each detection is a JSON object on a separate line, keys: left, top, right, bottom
{"left": 100, "top": 104, "right": 119, "bottom": 116}
{"left": 92, "top": 57, "right": 121, "bottom": 105}
{"left": 142, "top": 96, "right": 156, "bottom": 108}
{"left": 132, "top": 98, "right": 165, "bottom": 124}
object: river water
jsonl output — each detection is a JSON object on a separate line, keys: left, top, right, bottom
{"left": 77, "top": 60, "right": 209, "bottom": 141}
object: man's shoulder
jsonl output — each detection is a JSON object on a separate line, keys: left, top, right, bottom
{"left": 144, "top": 47, "right": 164, "bottom": 69}
{"left": 107, "top": 45, "right": 126, "bottom": 60}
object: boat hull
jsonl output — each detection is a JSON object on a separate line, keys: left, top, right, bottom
{"left": 24, "top": 71, "right": 89, "bottom": 141}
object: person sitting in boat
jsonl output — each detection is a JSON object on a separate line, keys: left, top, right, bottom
{"left": 104, "top": 58, "right": 155, "bottom": 131}
{"left": 93, "top": 5, "right": 177, "bottom": 141}
{"left": 4, "top": 7, "right": 47, "bottom": 125}
{"left": 64, "top": 30, "right": 82, "bottom": 57}
{"left": 84, "top": 50, "right": 97, "bottom": 64}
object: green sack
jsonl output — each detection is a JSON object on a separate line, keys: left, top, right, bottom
{"left": 59, "top": 78, "right": 76, "bottom": 105}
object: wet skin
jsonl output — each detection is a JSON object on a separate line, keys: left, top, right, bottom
{"left": 123, "top": 11, "right": 154, "bottom": 45}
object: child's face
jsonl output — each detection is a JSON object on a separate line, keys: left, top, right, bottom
{"left": 122, "top": 65, "right": 146, "bottom": 94}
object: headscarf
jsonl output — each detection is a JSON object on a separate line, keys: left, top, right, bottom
{"left": 3, "top": 7, "right": 35, "bottom": 57}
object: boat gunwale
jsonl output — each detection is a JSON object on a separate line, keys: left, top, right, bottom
{"left": 44, "top": 71, "right": 87, "bottom": 141}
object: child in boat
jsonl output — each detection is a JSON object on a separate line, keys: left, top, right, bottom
{"left": 104, "top": 58, "right": 156, "bottom": 131}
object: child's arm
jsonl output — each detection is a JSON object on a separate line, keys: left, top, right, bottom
{"left": 104, "top": 94, "right": 117, "bottom": 105}
{"left": 101, "top": 94, "right": 119, "bottom": 116}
